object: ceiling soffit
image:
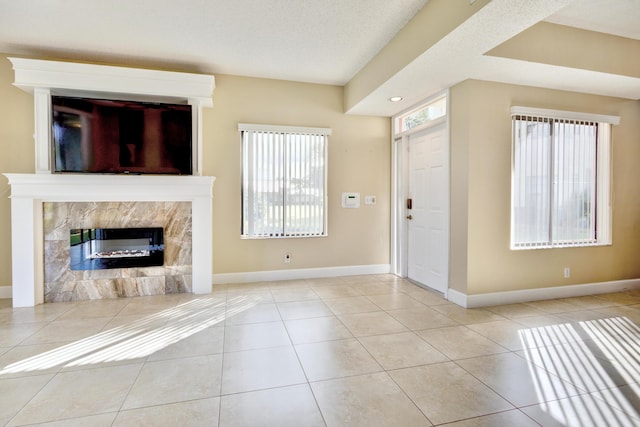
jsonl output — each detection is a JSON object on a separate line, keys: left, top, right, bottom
{"left": 345, "top": 0, "right": 640, "bottom": 117}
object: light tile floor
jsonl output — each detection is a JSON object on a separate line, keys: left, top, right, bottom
{"left": 0, "top": 274, "right": 639, "bottom": 426}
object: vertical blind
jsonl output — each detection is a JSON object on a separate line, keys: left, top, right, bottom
{"left": 510, "top": 107, "right": 617, "bottom": 250}
{"left": 240, "top": 124, "right": 329, "bottom": 238}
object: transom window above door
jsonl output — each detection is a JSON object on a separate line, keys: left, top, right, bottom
{"left": 394, "top": 95, "right": 447, "bottom": 135}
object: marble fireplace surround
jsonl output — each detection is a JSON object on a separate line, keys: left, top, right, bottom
{"left": 44, "top": 201, "right": 191, "bottom": 303}
{"left": 4, "top": 173, "right": 215, "bottom": 307}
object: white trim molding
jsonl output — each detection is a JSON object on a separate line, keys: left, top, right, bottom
{"left": 510, "top": 106, "right": 620, "bottom": 125}
{"left": 213, "top": 264, "right": 391, "bottom": 285}
{"left": 9, "top": 57, "right": 214, "bottom": 104}
{"left": 447, "top": 278, "right": 640, "bottom": 308}
{"left": 238, "top": 123, "right": 331, "bottom": 136}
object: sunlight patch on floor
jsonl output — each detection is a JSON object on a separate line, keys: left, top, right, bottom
{"left": 0, "top": 296, "right": 255, "bottom": 374}
{"left": 520, "top": 316, "right": 640, "bottom": 426}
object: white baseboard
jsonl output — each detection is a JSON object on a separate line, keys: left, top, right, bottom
{"left": 448, "top": 278, "right": 640, "bottom": 308}
{"left": 447, "top": 288, "right": 467, "bottom": 307}
{"left": 0, "top": 286, "right": 12, "bottom": 299}
{"left": 213, "top": 264, "right": 391, "bottom": 285}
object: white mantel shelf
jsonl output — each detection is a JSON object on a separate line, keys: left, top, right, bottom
{"left": 4, "top": 173, "right": 216, "bottom": 307}
{"left": 6, "top": 173, "right": 215, "bottom": 201}
{"left": 9, "top": 57, "right": 215, "bottom": 105}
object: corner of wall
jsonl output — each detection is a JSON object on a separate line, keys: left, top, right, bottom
{"left": 447, "top": 81, "right": 472, "bottom": 297}
{"left": 0, "top": 285, "right": 12, "bottom": 300}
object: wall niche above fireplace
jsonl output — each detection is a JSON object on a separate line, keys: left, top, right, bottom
{"left": 9, "top": 57, "right": 215, "bottom": 175}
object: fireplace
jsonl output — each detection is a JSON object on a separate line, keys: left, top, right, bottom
{"left": 70, "top": 227, "right": 164, "bottom": 271}
{"left": 43, "top": 200, "right": 193, "bottom": 303}
{"left": 4, "top": 58, "right": 216, "bottom": 307}
{"left": 5, "top": 173, "right": 215, "bottom": 307}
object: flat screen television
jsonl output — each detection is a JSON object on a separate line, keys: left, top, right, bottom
{"left": 52, "top": 95, "right": 193, "bottom": 174}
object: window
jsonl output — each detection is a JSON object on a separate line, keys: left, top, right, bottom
{"left": 239, "top": 123, "right": 329, "bottom": 238}
{"left": 394, "top": 94, "right": 446, "bottom": 134}
{"left": 510, "top": 107, "right": 618, "bottom": 250}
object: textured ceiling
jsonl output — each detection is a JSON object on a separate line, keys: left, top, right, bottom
{"left": 347, "top": 0, "right": 640, "bottom": 115}
{"left": 0, "top": 0, "right": 638, "bottom": 116}
{"left": 0, "top": 0, "right": 427, "bottom": 85}
{"left": 545, "top": 0, "right": 640, "bottom": 40}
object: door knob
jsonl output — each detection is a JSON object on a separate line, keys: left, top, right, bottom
{"left": 406, "top": 215, "right": 413, "bottom": 220}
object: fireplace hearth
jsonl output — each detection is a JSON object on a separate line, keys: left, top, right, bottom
{"left": 70, "top": 227, "right": 164, "bottom": 270}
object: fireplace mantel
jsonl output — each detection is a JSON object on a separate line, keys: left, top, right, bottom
{"left": 5, "top": 58, "right": 217, "bottom": 307}
{"left": 4, "top": 173, "right": 215, "bottom": 307}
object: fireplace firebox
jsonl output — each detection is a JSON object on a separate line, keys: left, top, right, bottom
{"left": 70, "top": 227, "right": 164, "bottom": 270}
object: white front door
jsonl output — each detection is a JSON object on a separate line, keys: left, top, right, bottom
{"left": 407, "top": 124, "right": 448, "bottom": 294}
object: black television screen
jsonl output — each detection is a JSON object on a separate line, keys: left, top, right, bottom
{"left": 52, "top": 95, "right": 192, "bottom": 174}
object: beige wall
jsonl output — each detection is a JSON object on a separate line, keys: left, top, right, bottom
{"left": 488, "top": 22, "right": 640, "bottom": 79}
{"left": 0, "top": 55, "right": 391, "bottom": 286}
{"left": 450, "top": 79, "right": 640, "bottom": 296}
{"left": 204, "top": 75, "right": 391, "bottom": 275}
{"left": 448, "top": 83, "right": 471, "bottom": 294}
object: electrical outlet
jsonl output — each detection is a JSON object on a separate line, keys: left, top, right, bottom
{"left": 284, "top": 253, "right": 291, "bottom": 264}
{"left": 563, "top": 267, "right": 570, "bottom": 278}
